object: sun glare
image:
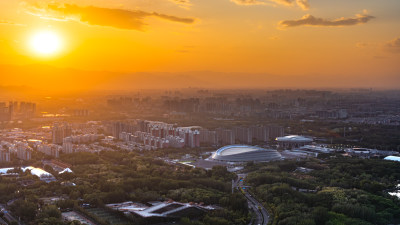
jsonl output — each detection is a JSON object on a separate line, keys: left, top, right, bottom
{"left": 30, "top": 30, "right": 62, "bottom": 56}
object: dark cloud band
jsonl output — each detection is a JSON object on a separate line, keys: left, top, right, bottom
{"left": 279, "top": 12, "right": 375, "bottom": 28}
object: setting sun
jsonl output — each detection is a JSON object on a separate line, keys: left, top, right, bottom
{"left": 29, "top": 30, "right": 62, "bottom": 56}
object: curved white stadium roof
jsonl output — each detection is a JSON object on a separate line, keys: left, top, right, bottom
{"left": 384, "top": 156, "right": 400, "bottom": 162}
{"left": 275, "top": 135, "right": 313, "bottom": 143}
{"left": 212, "top": 145, "right": 281, "bottom": 162}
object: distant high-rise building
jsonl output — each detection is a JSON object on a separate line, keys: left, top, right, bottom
{"left": 234, "top": 127, "right": 252, "bottom": 144}
{"left": 38, "top": 144, "right": 61, "bottom": 158}
{"left": 199, "top": 129, "right": 218, "bottom": 146}
{"left": 112, "top": 122, "right": 122, "bottom": 139}
{"left": 0, "top": 104, "right": 10, "bottom": 121}
{"left": 16, "top": 143, "right": 32, "bottom": 161}
{"left": 268, "top": 126, "right": 284, "bottom": 140}
{"left": 73, "top": 109, "right": 89, "bottom": 117}
{"left": 216, "top": 128, "right": 235, "bottom": 145}
{"left": 9, "top": 101, "right": 14, "bottom": 120}
{"left": 0, "top": 150, "right": 11, "bottom": 162}
{"left": 193, "top": 130, "right": 200, "bottom": 147}
{"left": 62, "top": 142, "right": 74, "bottom": 154}
{"left": 250, "top": 126, "right": 269, "bottom": 142}
{"left": 166, "top": 135, "right": 185, "bottom": 148}
{"left": 52, "top": 123, "right": 72, "bottom": 144}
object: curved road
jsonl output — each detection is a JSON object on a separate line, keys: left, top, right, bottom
{"left": 235, "top": 174, "right": 270, "bottom": 225}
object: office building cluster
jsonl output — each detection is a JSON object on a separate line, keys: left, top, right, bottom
{"left": 163, "top": 97, "right": 264, "bottom": 115}
{"left": 37, "top": 143, "right": 62, "bottom": 158}
{"left": 0, "top": 101, "right": 36, "bottom": 121}
{"left": 105, "top": 120, "right": 283, "bottom": 150}
{"left": 316, "top": 109, "right": 348, "bottom": 119}
{"left": 16, "top": 141, "right": 32, "bottom": 161}
{"left": 0, "top": 141, "right": 33, "bottom": 162}
{"left": 107, "top": 97, "right": 134, "bottom": 107}
{"left": 63, "top": 134, "right": 103, "bottom": 144}
{"left": 0, "top": 122, "right": 104, "bottom": 162}
{"left": 62, "top": 134, "right": 104, "bottom": 154}
{"left": 105, "top": 120, "right": 201, "bottom": 150}
{"left": 200, "top": 125, "right": 284, "bottom": 146}
{"left": 26, "top": 139, "right": 63, "bottom": 158}
{"left": 0, "top": 148, "right": 11, "bottom": 162}
{"left": 73, "top": 109, "right": 89, "bottom": 117}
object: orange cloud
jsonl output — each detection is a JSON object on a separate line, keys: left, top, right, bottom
{"left": 384, "top": 37, "right": 400, "bottom": 53}
{"left": 279, "top": 12, "right": 375, "bottom": 28}
{"left": 296, "top": 0, "right": 309, "bottom": 10}
{"left": 24, "top": 2, "right": 195, "bottom": 30}
{"left": 0, "top": 20, "right": 26, "bottom": 26}
{"left": 231, "top": 0, "right": 310, "bottom": 10}
{"left": 230, "top": 0, "right": 270, "bottom": 5}
{"left": 169, "top": 0, "right": 192, "bottom": 9}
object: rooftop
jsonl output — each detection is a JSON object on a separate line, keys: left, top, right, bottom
{"left": 214, "top": 145, "right": 266, "bottom": 156}
{"left": 384, "top": 156, "right": 400, "bottom": 162}
{"left": 276, "top": 135, "right": 313, "bottom": 142}
{"left": 212, "top": 145, "right": 282, "bottom": 162}
{"left": 121, "top": 201, "right": 214, "bottom": 218}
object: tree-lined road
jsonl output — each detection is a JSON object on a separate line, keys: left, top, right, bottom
{"left": 235, "top": 174, "right": 270, "bottom": 225}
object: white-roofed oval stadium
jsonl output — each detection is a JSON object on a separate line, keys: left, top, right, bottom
{"left": 212, "top": 145, "right": 282, "bottom": 162}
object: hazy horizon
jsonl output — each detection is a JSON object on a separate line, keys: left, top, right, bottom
{"left": 1, "top": 63, "right": 400, "bottom": 94}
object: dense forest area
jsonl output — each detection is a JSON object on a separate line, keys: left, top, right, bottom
{"left": 245, "top": 156, "right": 400, "bottom": 225}
{"left": 2, "top": 149, "right": 400, "bottom": 225}
{"left": 0, "top": 151, "right": 249, "bottom": 225}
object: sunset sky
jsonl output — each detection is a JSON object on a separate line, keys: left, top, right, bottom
{"left": 0, "top": 0, "right": 400, "bottom": 91}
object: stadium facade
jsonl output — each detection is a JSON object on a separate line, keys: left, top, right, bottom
{"left": 212, "top": 145, "right": 282, "bottom": 162}
{"left": 276, "top": 135, "right": 313, "bottom": 148}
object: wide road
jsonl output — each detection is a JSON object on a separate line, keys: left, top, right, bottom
{"left": 236, "top": 174, "right": 270, "bottom": 225}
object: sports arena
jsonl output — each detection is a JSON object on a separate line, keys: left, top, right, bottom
{"left": 211, "top": 145, "right": 282, "bottom": 162}
{"left": 276, "top": 135, "right": 313, "bottom": 148}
